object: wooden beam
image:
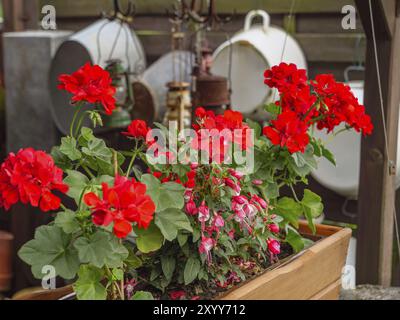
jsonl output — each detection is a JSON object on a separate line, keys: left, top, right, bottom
{"left": 39, "top": 0, "right": 353, "bottom": 17}
{"left": 355, "top": 0, "right": 399, "bottom": 287}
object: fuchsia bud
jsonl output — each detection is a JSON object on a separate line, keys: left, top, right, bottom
{"left": 267, "top": 238, "right": 281, "bottom": 255}
{"left": 185, "top": 200, "right": 198, "bottom": 216}
{"left": 251, "top": 194, "right": 268, "bottom": 210}
{"left": 268, "top": 223, "right": 280, "bottom": 233}
{"left": 224, "top": 178, "right": 241, "bottom": 195}
{"left": 190, "top": 163, "right": 199, "bottom": 170}
{"left": 252, "top": 179, "right": 263, "bottom": 186}
{"left": 228, "top": 169, "right": 245, "bottom": 180}
{"left": 232, "top": 195, "right": 248, "bottom": 205}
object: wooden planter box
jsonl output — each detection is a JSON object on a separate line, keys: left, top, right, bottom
{"left": 13, "top": 222, "right": 351, "bottom": 300}
{"left": 219, "top": 222, "right": 351, "bottom": 300}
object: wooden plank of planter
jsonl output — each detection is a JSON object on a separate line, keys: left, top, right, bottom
{"left": 39, "top": 0, "right": 354, "bottom": 17}
{"left": 309, "top": 279, "right": 342, "bottom": 300}
{"left": 219, "top": 223, "right": 351, "bottom": 300}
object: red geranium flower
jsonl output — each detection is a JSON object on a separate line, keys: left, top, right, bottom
{"left": 263, "top": 111, "right": 310, "bottom": 154}
{"left": 0, "top": 148, "right": 68, "bottom": 212}
{"left": 123, "top": 120, "right": 150, "bottom": 139}
{"left": 58, "top": 62, "right": 116, "bottom": 115}
{"left": 84, "top": 175, "right": 156, "bottom": 239}
{"left": 312, "top": 74, "right": 373, "bottom": 135}
{"left": 264, "top": 63, "right": 308, "bottom": 93}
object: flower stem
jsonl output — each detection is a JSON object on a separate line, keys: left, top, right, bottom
{"left": 70, "top": 104, "right": 84, "bottom": 138}
{"left": 81, "top": 163, "right": 95, "bottom": 179}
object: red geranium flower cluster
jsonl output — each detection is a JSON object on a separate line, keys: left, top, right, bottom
{"left": 263, "top": 63, "right": 373, "bottom": 154}
{"left": 192, "top": 108, "right": 252, "bottom": 162}
{"left": 0, "top": 148, "right": 68, "bottom": 212}
{"left": 123, "top": 120, "right": 150, "bottom": 140}
{"left": 312, "top": 74, "right": 373, "bottom": 135}
{"left": 58, "top": 62, "right": 116, "bottom": 115}
{"left": 84, "top": 176, "right": 156, "bottom": 238}
{"left": 263, "top": 110, "right": 310, "bottom": 154}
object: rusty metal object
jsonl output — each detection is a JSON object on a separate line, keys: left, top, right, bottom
{"left": 131, "top": 81, "right": 157, "bottom": 125}
{"left": 164, "top": 82, "right": 192, "bottom": 130}
{"left": 193, "top": 75, "right": 230, "bottom": 108}
{"left": 0, "top": 231, "right": 14, "bottom": 292}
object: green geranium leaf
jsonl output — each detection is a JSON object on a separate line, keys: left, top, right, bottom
{"left": 286, "top": 227, "right": 305, "bottom": 253}
{"left": 74, "top": 231, "right": 128, "bottom": 269}
{"left": 264, "top": 102, "right": 281, "bottom": 115}
{"left": 18, "top": 225, "right": 79, "bottom": 280}
{"left": 134, "top": 223, "right": 164, "bottom": 254}
{"left": 184, "top": 257, "right": 201, "bottom": 285}
{"left": 274, "top": 197, "right": 303, "bottom": 228}
{"left": 51, "top": 146, "right": 73, "bottom": 171}
{"left": 125, "top": 248, "right": 142, "bottom": 269}
{"left": 161, "top": 256, "right": 176, "bottom": 281}
{"left": 74, "top": 231, "right": 113, "bottom": 268}
{"left": 141, "top": 174, "right": 185, "bottom": 211}
{"left": 60, "top": 137, "right": 82, "bottom": 161}
{"left": 64, "top": 170, "right": 90, "bottom": 204}
{"left": 73, "top": 265, "right": 107, "bottom": 300}
{"left": 245, "top": 119, "right": 261, "bottom": 138}
{"left": 105, "top": 237, "right": 129, "bottom": 268}
{"left": 55, "top": 210, "right": 80, "bottom": 234}
{"left": 155, "top": 208, "right": 193, "bottom": 241}
{"left": 321, "top": 145, "right": 336, "bottom": 166}
{"left": 131, "top": 291, "right": 154, "bottom": 300}
{"left": 301, "top": 189, "right": 324, "bottom": 234}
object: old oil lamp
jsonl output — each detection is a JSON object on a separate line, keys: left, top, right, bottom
{"left": 104, "top": 59, "right": 133, "bottom": 128}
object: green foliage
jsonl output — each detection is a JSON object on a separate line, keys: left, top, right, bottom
{"left": 74, "top": 231, "right": 128, "bottom": 269}
{"left": 155, "top": 208, "right": 193, "bottom": 241}
{"left": 73, "top": 265, "right": 107, "bottom": 300}
{"left": 131, "top": 291, "right": 154, "bottom": 300}
{"left": 60, "top": 137, "right": 82, "bottom": 161}
{"left": 134, "top": 223, "right": 164, "bottom": 254}
{"left": 18, "top": 225, "right": 80, "bottom": 280}
{"left": 64, "top": 170, "right": 90, "bottom": 204}
{"left": 141, "top": 174, "right": 185, "bottom": 212}
{"left": 301, "top": 189, "right": 324, "bottom": 234}
{"left": 55, "top": 210, "right": 80, "bottom": 234}
{"left": 184, "top": 257, "right": 201, "bottom": 285}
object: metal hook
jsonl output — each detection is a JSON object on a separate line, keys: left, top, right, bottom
{"left": 113, "top": 0, "right": 136, "bottom": 19}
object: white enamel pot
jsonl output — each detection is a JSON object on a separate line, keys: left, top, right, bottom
{"left": 311, "top": 80, "right": 400, "bottom": 199}
{"left": 211, "top": 10, "right": 307, "bottom": 114}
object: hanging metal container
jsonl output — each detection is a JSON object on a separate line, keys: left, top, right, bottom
{"left": 211, "top": 10, "right": 307, "bottom": 115}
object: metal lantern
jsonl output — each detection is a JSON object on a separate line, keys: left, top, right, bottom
{"left": 162, "top": 17, "right": 193, "bottom": 130}
{"left": 164, "top": 82, "right": 192, "bottom": 131}
{"left": 104, "top": 59, "right": 133, "bottom": 128}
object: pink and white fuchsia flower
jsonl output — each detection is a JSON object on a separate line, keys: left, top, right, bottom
{"left": 198, "top": 201, "right": 210, "bottom": 222}
{"left": 199, "top": 236, "right": 216, "bottom": 264}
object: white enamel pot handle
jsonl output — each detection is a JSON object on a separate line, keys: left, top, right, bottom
{"left": 244, "top": 10, "right": 270, "bottom": 33}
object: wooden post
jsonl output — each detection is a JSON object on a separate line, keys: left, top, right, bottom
{"left": 1, "top": 0, "right": 39, "bottom": 32}
{"left": 355, "top": 0, "right": 400, "bottom": 286}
